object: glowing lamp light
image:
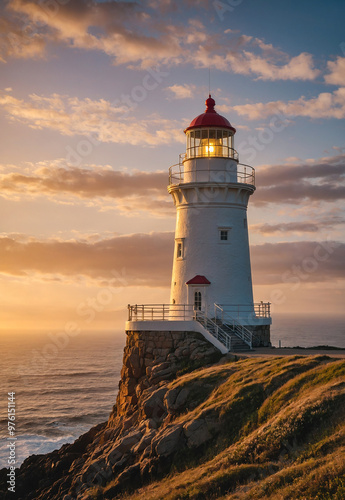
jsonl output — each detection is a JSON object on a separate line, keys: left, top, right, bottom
{"left": 200, "top": 137, "right": 222, "bottom": 157}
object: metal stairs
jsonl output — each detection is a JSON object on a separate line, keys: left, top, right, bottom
{"left": 194, "top": 310, "right": 252, "bottom": 352}
{"left": 215, "top": 320, "right": 251, "bottom": 351}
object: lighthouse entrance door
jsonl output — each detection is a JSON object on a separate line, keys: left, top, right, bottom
{"left": 186, "top": 275, "right": 211, "bottom": 315}
{"left": 194, "top": 291, "right": 202, "bottom": 310}
{"left": 186, "top": 286, "right": 209, "bottom": 314}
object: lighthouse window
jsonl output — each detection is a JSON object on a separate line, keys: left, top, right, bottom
{"left": 176, "top": 238, "right": 184, "bottom": 260}
{"left": 219, "top": 227, "right": 231, "bottom": 243}
{"left": 220, "top": 230, "right": 228, "bottom": 241}
{"left": 194, "top": 291, "right": 202, "bottom": 311}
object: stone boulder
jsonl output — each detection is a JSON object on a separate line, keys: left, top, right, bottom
{"left": 141, "top": 387, "right": 168, "bottom": 420}
{"left": 183, "top": 419, "right": 212, "bottom": 448}
{"left": 106, "top": 430, "right": 142, "bottom": 465}
{"left": 151, "top": 424, "right": 184, "bottom": 458}
{"left": 164, "top": 386, "right": 189, "bottom": 413}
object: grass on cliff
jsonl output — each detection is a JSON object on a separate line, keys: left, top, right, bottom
{"left": 91, "top": 355, "right": 345, "bottom": 500}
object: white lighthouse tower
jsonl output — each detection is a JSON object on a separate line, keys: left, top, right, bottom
{"left": 127, "top": 95, "right": 271, "bottom": 350}
{"left": 168, "top": 95, "right": 271, "bottom": 343}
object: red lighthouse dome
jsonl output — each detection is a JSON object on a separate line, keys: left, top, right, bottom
{"left": 185, "top": 95, "right": 236, "bottom": 133}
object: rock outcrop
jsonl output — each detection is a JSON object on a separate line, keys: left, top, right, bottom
{"left": 0, "top": 330, "right": 222, "bottom": 500}
{"left": 1, "top": 334, "right": 345, "bottom": 500}
{"left": 112, "top": 330, "right": 221, "bottom": 420}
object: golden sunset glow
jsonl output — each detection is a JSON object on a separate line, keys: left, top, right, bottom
{"left": 0, "top": 0, "right": 344, "bottom": 333}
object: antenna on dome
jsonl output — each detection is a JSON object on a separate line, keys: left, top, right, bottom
{"left": 208, "top": 67, "right": 211, "bottom": 96}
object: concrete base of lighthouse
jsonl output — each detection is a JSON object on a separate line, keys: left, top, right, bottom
{"left": 245, "top": 324, "right": 271, "bottom": 347}
{"left": 126, "top": 318, "right": 271, "bottom": 350}
{"left": 125, "top": 320, "right": 229, "bottom": 354}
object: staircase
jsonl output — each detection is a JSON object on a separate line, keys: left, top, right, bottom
{"left": 215, "top": 320, "right": 251, "bottom": 351}
{"left": 194, "top": 310, "right": 252, "bottom": 352}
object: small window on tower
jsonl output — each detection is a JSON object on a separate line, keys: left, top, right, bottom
{"left": 219, "top": 227, "right": 231, "bottom": 243}
{"left": 176, "top": 239, "right": 185, "bottom": 259}
{"left": 220, "top": 230, "right": 228, "bottom": 241}
{"left": 177, "top": 243, "right": 182, "bottom": 257}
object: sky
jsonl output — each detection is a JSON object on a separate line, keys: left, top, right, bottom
{"left": 0, "top": 0, "right": 344, "bottom": 332}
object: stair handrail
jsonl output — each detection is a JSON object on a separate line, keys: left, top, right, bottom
{"left": 194, "top": 310, "right": 232, "bottom": 351}
{"left": 214, "top": 304, "right": 253, "bottom": 348}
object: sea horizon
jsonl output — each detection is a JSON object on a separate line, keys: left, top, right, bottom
{"left": 1, "top": 312, "right": 344, "bottom": 468}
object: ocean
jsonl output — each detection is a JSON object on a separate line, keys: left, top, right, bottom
{"left": 1, "top": 314, "right": 344, "bottom": 468}
{"left": 0, "top": 331, "right": 125, "bottom": 469}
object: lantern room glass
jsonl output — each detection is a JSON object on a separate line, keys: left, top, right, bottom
{"left": 186, "top": 128, "right": 234, "bottom": 159}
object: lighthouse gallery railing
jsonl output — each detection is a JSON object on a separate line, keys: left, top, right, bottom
{"left": 127, "top": 303, "right": 270, "bottom": 322}
{"left": 169, "top": 160, "right": 255, "bottom": 186}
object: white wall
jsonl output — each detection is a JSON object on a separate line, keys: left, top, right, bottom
{"left": 169, "top": 157, "right": 256, "bottom": 321}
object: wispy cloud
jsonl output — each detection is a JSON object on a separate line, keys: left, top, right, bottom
{"left": 1, "top": 233, "right": 343, "bottom": 286}
{"left": 233, "top": 87, "right": 345, "bottom": 120}
{"left": 0, "top": 10, "right": 46, "bottom": 62}
{"left": 1, "top": 1, "right": 320, "bottom": 81}
{"left": 251, "top": 240, "right": 345, "bottom": 285}
{"left": 252, "top": 218, "right": 345, "bottom": 235}
{"left": 0, "top": 232, "right": 174, "bottom": 287}
{"left": 325, "top": 56, "right": 345, "bottom": 86}
{"left": 2, "top": 153, "right": 344, "bottom": 212}
{"left": 0, "top": 162, "right": 172, "bottom": 216}
{"left": 0, "top": 92, "right": 184, "bottom": 146}
{"left": 166, "top": 84, "right": 196, "bottom": 99}
{"left": 222, "top": 51, "right": 319, "bottom": 81}
{"left": 253, "top": 154, "right": 345, "bottom": 206}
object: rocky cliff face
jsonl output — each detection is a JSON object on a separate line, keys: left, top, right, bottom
{"left": 2, "top": 335, "right": 345, "bottom": 500}
{"left": 0, "top": 330, "right": 222, "bottom": 500}
{"left": 113, "top": 330, "right": 221, "bottom": 420}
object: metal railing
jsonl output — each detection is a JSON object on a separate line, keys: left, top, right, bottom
{"left": 254, "top": 302, "right": 271, "bottom": 318}
{"left": 127, "top": 304, "right": 232, "bottom": 350}
{"left": 217, "top": 303, "right": 271, "bottom": 321}
{"left": 214, "top": 304, "right": 253, "bottom": 349}
{"left": 128, "top": 304, "right": 194, "bottom": 321}
{"left": 169, "top": 160, "right": 255, "bottom": 187}
{"left": 128, "top": 302, "right": 270, "bottom": 322}
{"left": 194, "top": 310, "right": 232, "bottom": 350}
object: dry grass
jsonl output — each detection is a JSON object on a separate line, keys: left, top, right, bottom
{"left": 102, "top": 355, "right": 345, "bottom": 500}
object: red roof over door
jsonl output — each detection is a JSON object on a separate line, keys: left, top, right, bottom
{"left": 186, "top": 275, "right": 211, "bottom": 285}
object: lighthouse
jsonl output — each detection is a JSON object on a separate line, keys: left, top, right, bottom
{"left": 168, "top": 95, "right": 271, "bottom": 343}
{"left": 127, "top": 95, "right": 271, "bottom": 350}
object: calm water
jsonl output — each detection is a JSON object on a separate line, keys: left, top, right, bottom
{"left": 0, "top": 315, "right": 344, "bottom": 467}
{"left": 0, "top": 331, "right": 125, "bottom": 468}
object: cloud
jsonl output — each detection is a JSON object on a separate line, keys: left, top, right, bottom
{"left": 166, "top": 84, "right": 196, "bottom": 99}
{"left": 325, "top": 56, "right": 345, "bottom": 86}
{"left": 251, "top": 240, "right": 345, "bottom": 285}
{"left": 1, "top": 1, "right": 320, "bottom": 81}
{"left": 0, "top": 162, "right": 173, "bottom": 216}
{"left": 0, "top": 232, "right": 174, "bottom": 287}
{"left": 252, "top": 218, "right": 345, "bottom": 235}
{"left": 224, "top": 51, "right": 319, "bottom": 81}
{"left": 0, "top": 11, "right": 47, "bottom": 62}
{"left": 2, "top": 153, "right": 344, "bottom": 212}
{"left": 233, "top": 87, "right": 345, "bottom": 120}
{"left": 0, "top": 92, "right": 185, "bottom": 146}
{"left": 4, "top": 0, "right": 184, "bottom": 68}
{"left": 0, "top": 233, "right": 343, "bottom": 287}
{"left": 253, "top": 154, "right": 345, "bottom": 206}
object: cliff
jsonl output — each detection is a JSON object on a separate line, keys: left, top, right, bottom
{"left": 1, "top": 331, "right": 345, "bottom": 500}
